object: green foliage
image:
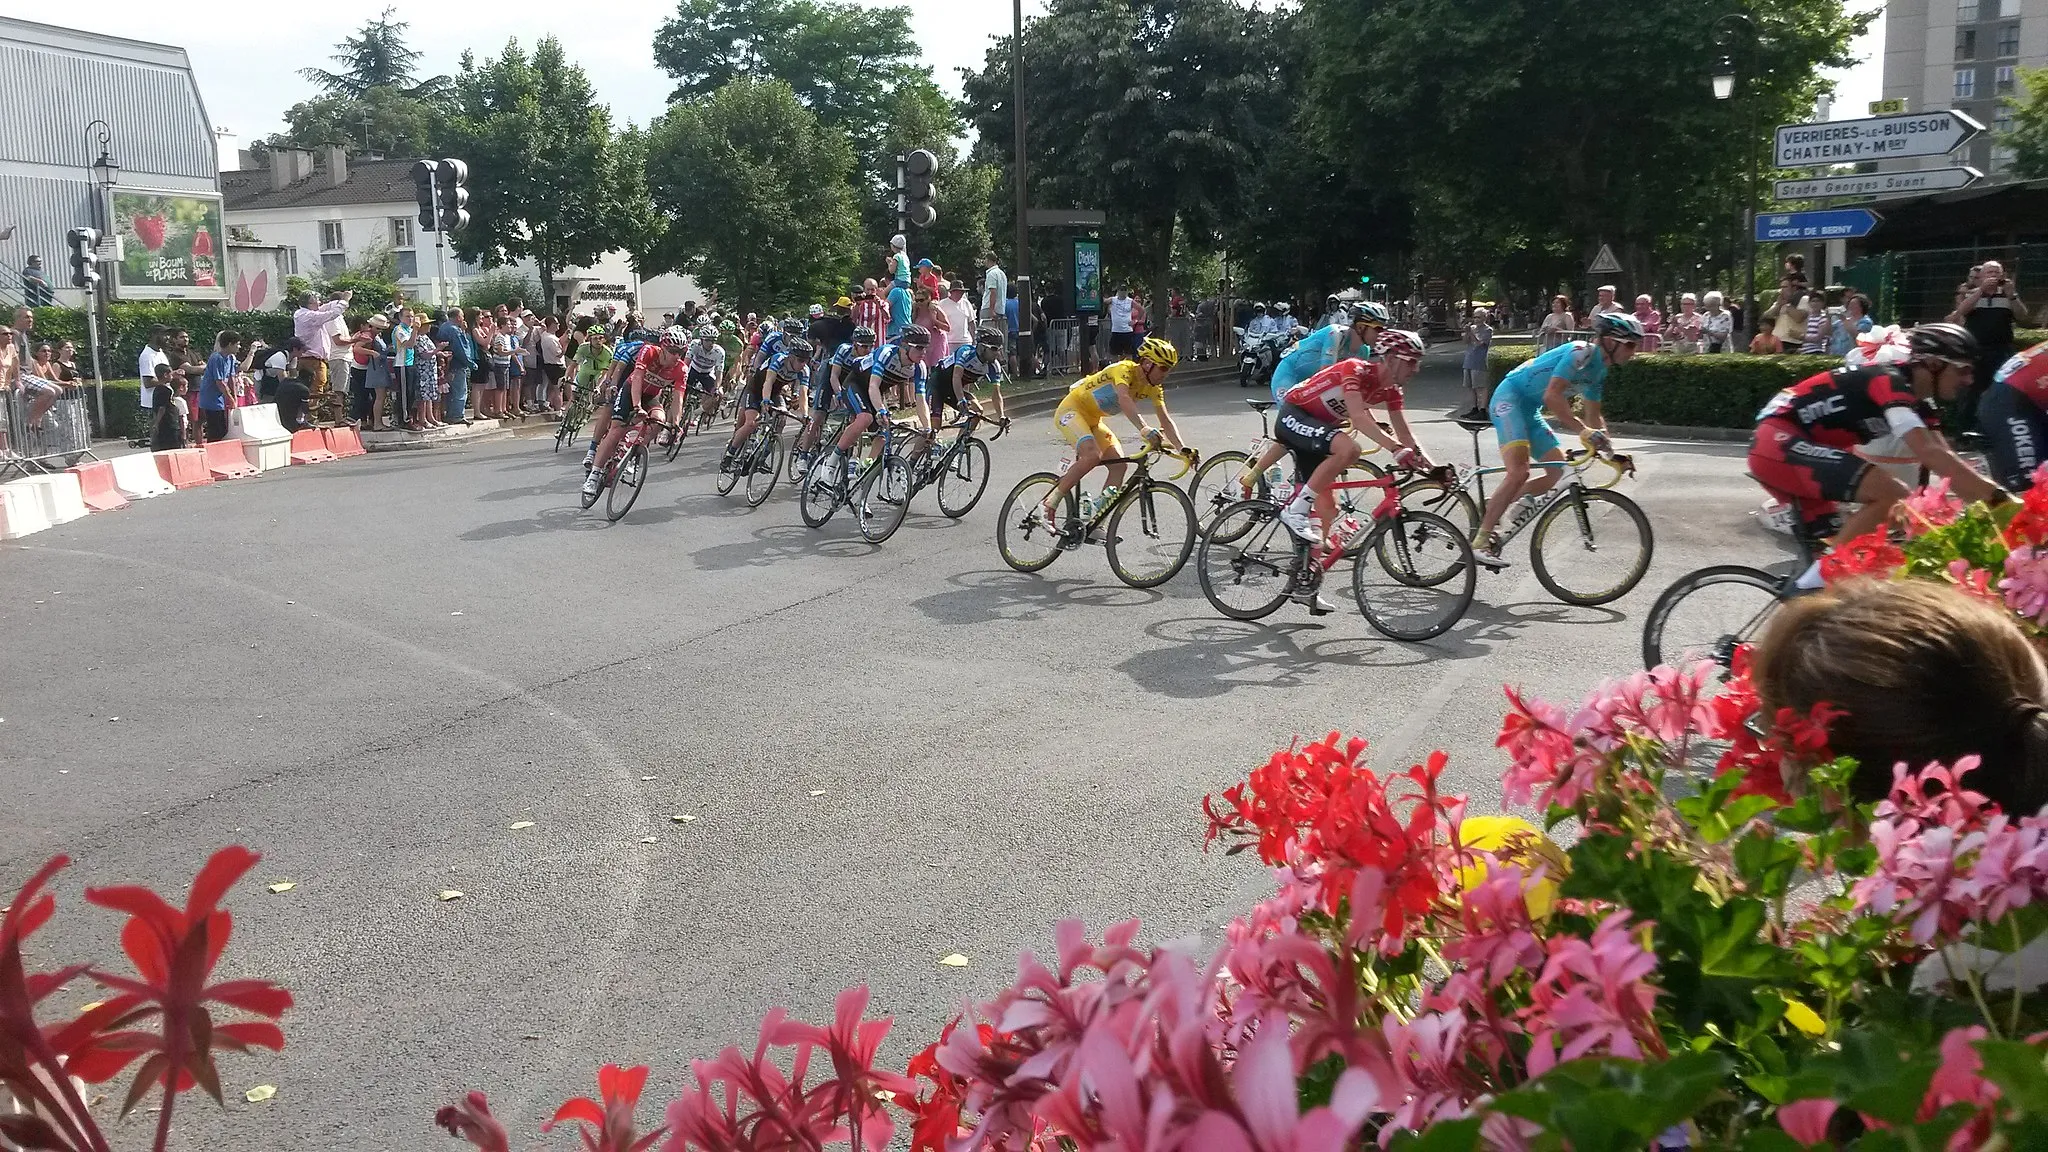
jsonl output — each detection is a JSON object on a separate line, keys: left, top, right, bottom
{"left": 298, "top": 5, "right": 449, "bottom": 101}
{"left": 267, "top": 85, "right": 442, "bottom": 156}
{"left": 442, "top": 37, "right": 653, "bottom": 304}
{"left": 318, "top": 243, "right": 400, "bottom": 304}
{"left": 24, "top": 304, "right": 297, "bottom": 437}
{"left": 652, "top": 0, "right": 923, "bottom": 135}
{"left": 1489, "top": 1054, "right": 1731, "bottom": 1152}
{"left": 645, "top": 78, "right": 861, "bottom": 313}
{"left": 454, "top": 269, "right": 544, "bottom": 312}
{"left": 1487, "top": 345, "right": 1824, "bottom": 428}
{"left": 2008, "top": 67, "right": 2048, "bottom": 181}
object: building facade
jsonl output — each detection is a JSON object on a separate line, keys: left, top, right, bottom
{"left": 0, "top": 16, "right": 220, "bottom": 308}
{"left": 1882, "top": 0, "right": 2048, "bottom": 178}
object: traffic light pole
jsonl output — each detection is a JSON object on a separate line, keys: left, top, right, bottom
{"left": 85, "top": 302, "right": 104, "bottom": 433}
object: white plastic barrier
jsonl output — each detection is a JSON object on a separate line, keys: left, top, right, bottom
{"left": 229, "top": 403, "right": 292, "bottom": 473}
{"left": 109, "top": 451, "right": 177, "bottom": 499}
{"left": 21, "top": 473, "right": 88, "bottom": 524}
{"left": 0, "top": 478, "right": 54, "bottom": 539}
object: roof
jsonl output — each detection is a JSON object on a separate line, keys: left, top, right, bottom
{"left": 222, "top": 158, "right": 422, "bottom": 212}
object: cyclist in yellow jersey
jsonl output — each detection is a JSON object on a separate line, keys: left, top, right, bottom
{"left": 1044, "top": 337, "right": 1188, "bottom": 520}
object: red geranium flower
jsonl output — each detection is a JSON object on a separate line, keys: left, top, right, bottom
{"left": 1819, "top": 530, "right": 1905, "bottom": 584}
{"left": 544, "top": 1063, "right": 664, "bottom": 1152}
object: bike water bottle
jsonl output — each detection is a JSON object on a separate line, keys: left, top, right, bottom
{"left": 1330, "top": 514, "right": 1364, "bottom": 549}
{"left": 1078, "top": 491, "right": 1095, "bottom": 518}
{"left": 1264, "top": 462, "right": 1286, "bottom": 489}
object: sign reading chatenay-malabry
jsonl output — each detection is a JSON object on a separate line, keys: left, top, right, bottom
{"left": 1773, "top": 110, "right": 1983, "bottom": 168}
{"left": 1773, "top": 166, "right": 1982, "bottom": 201}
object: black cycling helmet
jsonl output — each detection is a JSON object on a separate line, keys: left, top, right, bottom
{"left": 782, "top": 335, "right": 814, "bottom": 360}
{"left": 780, "top": 317, "right": 805, "bottom": 336}
{"left": 774, "top": 338, "right": 813, "bottom": 378}
{"left": 852, "top": 325, "right": 877, "bottom": 344}
{"left": 1907, "top": 322, "right": 1979, "bottom": 365}
{"left": 899, "top": 324, "right": 931, "bottom": 349}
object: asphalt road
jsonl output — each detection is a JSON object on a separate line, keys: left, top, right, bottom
{"left": 0, "top": 358, "right": 1789, "bottom": 1148}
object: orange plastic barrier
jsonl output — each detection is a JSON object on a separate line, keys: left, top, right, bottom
{"left": 154, "top": 449, "right": 214, "bottom": 489}
{"left": 203, "top": 439, "right": 259, "bottom": 480}
{"left": 322, "top": 426, "right": 366, "bottom": 458}
{"left": 289, "top": 429, "right": 337, "bottom": 464}
{"left": 66, "top": 461, "right": 130, "bottom": 512}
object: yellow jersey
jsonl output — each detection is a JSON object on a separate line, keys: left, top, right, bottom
{"left": 1066, "top": 360, "right": 1162, "bottom": 419}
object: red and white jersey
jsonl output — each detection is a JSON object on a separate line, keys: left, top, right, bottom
{"left": 1997, "top": 340, "right": 2048, "bottom": 409}
{"left": 1282, "top": 357, "right": 1404, "bottom": 422}
{"left": 630, "top": 345, "right": 690, "bottom": 392}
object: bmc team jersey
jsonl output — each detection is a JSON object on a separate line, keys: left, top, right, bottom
{"left": 937, "top": 343, "right": 1005, "bottom": 385}
{"left": 1995, "top": 340, "right": 2048, "bottom": 408}
{"left": 1282, "top": 357, "right": 1404, "bottom": 422}
{"left": 1755, "top": 364, "right": 1928, "bottom": 448}
{"left": 1498, "top": 341, "right": 1609, "bottom": 408}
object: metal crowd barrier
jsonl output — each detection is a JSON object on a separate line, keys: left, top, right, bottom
{"left": 1, "top": 384, "right": 95, "bottom": 478}
{"left": 1042, "top": 318, "right": 1084, "bottom": 375}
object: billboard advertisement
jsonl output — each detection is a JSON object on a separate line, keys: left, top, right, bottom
{"left": 107, "top": 189, "right": 227, "bottom": 301}
{"left": 1072, "top": 239, "right": 1102, "bottom": 314}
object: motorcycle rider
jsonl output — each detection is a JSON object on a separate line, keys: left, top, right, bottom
{"left": 1319, "top": 295, "right": 1349, "bottom": 330}
{"left": 1244, "top": 303, "right": 1281, "bottom": 338}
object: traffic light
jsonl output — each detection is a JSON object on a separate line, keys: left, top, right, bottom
{"left": 904, "top": 149, "right": 939, "bottom": 229}
{"left": 66, "top": 227, "right": 99, "bottom": 289}
{"left": 412, "top": 160, "right": 438, "bottom": 231}
{"left": 1359, "top": 275, "right": 1373, "bottom": 285}
{"left": 436, "top": 158, "right": 470, "bottom": 232}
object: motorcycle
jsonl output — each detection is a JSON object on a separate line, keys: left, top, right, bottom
{"left": 1235, "top": 327, "right": 1291, "bottom": 389}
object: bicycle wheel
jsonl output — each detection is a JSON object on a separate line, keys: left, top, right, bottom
{"left": 605, "top": 444, "right": 648, "bottom": 522}
{"left": 854, "top": 454, "right": 913, "bottom": 543}
{"left": 553, "top": 418, "right": 572, "bottom": 452}
{"left": 1106, "top": 480, "right": 1196, "bottom": 588}
{"left": 745, "top": 429, "right": 784, "bottom": 507}
{"left": 1191, "top": 451, "right": 1257, "bottom": 531}
{"left": 799, "top": 452, "right": 844, "bottom": 528}
{"left": 1196, "top": 500, "right": 1296, "bottom": 620}
{"left": 1398, "top": 477, "right": 1481, "bottom": 539}
{"left": 937, "top": 438, "right": 993, "bottom": 518}
{"left": 1352, "top": 510, "right": 1476, "bottom": 641}
{"left": 996, "top": 472, "right": 1074, "bottom": 573}
{"left": 714, "top": 434, "right": 744, "bottom": 495}
{"left": 787, "top": 431, "right": 814, "bottom": 483}
{"left": 1641, "top": 564, "right": 1784, "bottom": 672}
{"left": 580, "top": 457, "right": 610, "bottom": 509}
{"left": 1529, "top": 487, "right": 1655, "bottom": 606}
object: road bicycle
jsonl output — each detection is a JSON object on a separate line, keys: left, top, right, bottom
{"left": 1196, "top": 468, "right": 1476, "bottom": 640}
{"left": 995, "top": 443, "right": 1200, "bottom": 589}
{"left": 717, "top": 403, "right": 790, "bottom": 508}
{"left": 907, "top": 409, "right": 1008, "bottom": 519}
{"left": 580, "top": 398, "right": 674, "bottom": 522}
{"left": 790, "top": 407, "right": 851, "bottom": 485}
{"left": 1638, "top": 494, "right": 1833, "bottom": 673}
{"left": 553, "top": 382, "right": 598, "bottom": 452}
{"left": 1396, "top": 415, "right": 1653, "bottom": 606}
{"left": 1189, "top": 398, "right": 1386, "bottom": 525}
{"left": 797, "top": 418, "right": 920, "bottom": 543}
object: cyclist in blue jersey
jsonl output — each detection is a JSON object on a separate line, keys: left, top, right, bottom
{"left": 581, "top": 336, "right": 648, "bottom": 469}
{"left": 930, "top": 331, "right": 1009, "bottom": 423}
{"left": 1269, "top": 302, "right": 1388, "bottom": 401}
{"left": 1470, "top": 311, "right": 1642, "bottom": 568}
{"left": 814, "top": 327, "right": 929, "bottom": 488}
{"left": 722, "top": 335, "right": 813, "bottom": 473}
{"left": 796, "top": 325, "right": 878, "bottom": 464}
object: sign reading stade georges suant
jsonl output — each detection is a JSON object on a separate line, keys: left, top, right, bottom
{"left": 1774, "top": 110, "right": 1983, "bottom": 168}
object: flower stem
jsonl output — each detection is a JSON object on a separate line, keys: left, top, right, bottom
{"left": 151, "top": 1081, "right": 178, "bottom": 1152}
{"left": 2011, "top": 917, "right": 2026, "bottom": 1038}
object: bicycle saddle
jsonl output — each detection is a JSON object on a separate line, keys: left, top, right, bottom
{"left": 1245, "top": 399, "right": 1275, "bottom": 412}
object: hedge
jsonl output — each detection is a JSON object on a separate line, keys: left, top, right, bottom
{"left": 1487, "top": 346, "right": 1844, "bottom": 430}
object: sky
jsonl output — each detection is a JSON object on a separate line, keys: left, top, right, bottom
{"left": 43, "top": 0, "right": 1886, "bottom": 169}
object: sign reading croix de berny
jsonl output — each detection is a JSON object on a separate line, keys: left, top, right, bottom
{"left": 1755, "top": 208, "right": 1881, "bottom": 243}
{"left": 1773, "top": 109, "right": 1984, "bottom": 167}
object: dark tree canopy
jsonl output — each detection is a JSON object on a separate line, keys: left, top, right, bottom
{"left": 652, "top": 0, "right": 924, "bottom": 134}
{"left": 300, "top": 7, "right": 450, "bottom": 101}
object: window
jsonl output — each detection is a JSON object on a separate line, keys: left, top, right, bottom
{"left": 1958, "top": 29, "right": 1977, "bottom": 59}
{"left": 389, "top": 216, "right": 414, "bottom": 249}
{"left": 320, "top": 252, "right": 346, "bottom": 273}
{"left": 396, "top": 250, "right": 418, "bottom": 279}
{"left": 1999, "top": 24, "right": 2020, "bottom": 55}
{"left": 1956, "top": 67, "right": 1978, "bottom": 99}
{"left": 1997, "top": 65, "right": 2016, "bottom": 93}
{"left": 1997, "top": 107, "right": 2015, "bottom": 133}
{"left": 1992, "top": 145, "right": 2017, "bottom": 173}
{"left": 318, "top": 220, "right": 343, "bottom": 253}
{"left": 282, "top": 247, "right": 300, "bottom": 275}
{"left": 1959, "top": 0, "right": 1978, "bottom": 22}
{"left": 1999, "top": 0, "right": 2019, "bottom": 16}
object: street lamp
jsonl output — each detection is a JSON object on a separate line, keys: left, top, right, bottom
{"left": 1710, "top": 13, "right": 1761, "bottom": 347}
{"left": 82, "top": 119, "right": 118, "bottom": 430}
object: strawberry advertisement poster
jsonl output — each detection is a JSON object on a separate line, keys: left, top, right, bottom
{"left": 107, "top": 189, "right": 227, "bottom": 300}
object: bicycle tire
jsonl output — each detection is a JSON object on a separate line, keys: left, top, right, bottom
{"left": 1191, "top": 450, "right": 1257, "bottom": 531}
{"left": 799, "top": 452, "right": 844, "bottom": 528}
{"left": 1641, "top": 564, "right": 1784, "bottom": 672}
{"left": 605, "top": 444, "right": 648, "bottom": 522}
{"left": 714, "top": 434, "right": 744, "bottom": 495}
{"left": 1529, "top": 487, "right": 1654, "bottom": 606}
{"left": 1106, "top": 479, "right": 1196, "bottom": 588}
{"left": 1196, "top": 499, "right": 1296, "bottom": 620}
{"left": 1352, "top": 509, "right": 1476, "bottom": 641}
{"left": 745, "top": 429, "right": 784, "bottom": 507}
{"left": 579, "top": 459, "right": 609, "bottom": 509}
{"left": 786, "top": 430, "right": 814, "bottom": 483}
{"left": 1398, "top": 477, "right": 1481, "bottom": 539}
{"left": 936, "top": 437, "right": 992, "bottom": 518}
{"left": 996, "top": 472, "right": 1073, "bottom": 573}
{"left": 856, "top": 454, "right": 913, "bottom": 543}
{"left": 553, "top": 420, "right": 571, "bottom": 452}
{"left": 665, "top": 418, "right": 686, "bottom": 462}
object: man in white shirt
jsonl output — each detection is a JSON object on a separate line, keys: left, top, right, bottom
{"left": 938, "top": 280, "right": 978, "bottom": 344}
{"left": 292, "top": 289, "right": 353, "bottom": 402}
{"left": 1106, "top": 285, "right": 1137, "bottom": 358}
{"left": 136, "top": 325, "right": 170, "bottom": 410}
{"left": 980, "top": 251, "right": 1008, "bottom": 335}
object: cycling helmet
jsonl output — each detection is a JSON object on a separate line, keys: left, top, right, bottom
{"left": 1907, "top": 321, "right": 1979, "bottom": 365}
{"left": 774, "top": 339, "right": 814, "bottom": 378}
{"left": 807, "top": 303, "right": 825, "bottom": 318}
{"left": 1592, "top": 312, "right": 1646, "bottom": 342}
{"left": 781, "top": 317, "right": 806, "bottom": 336}
{"left": 1136, "top": 337, "right": 1180, "bottom": 369}
{"left": 1351, "top": 301, "right": 1392, "bottom": 326}
{"left": 974, "top": 330, "right": 1004, "bottom": 352}
{"left": 852, "top": 325, "right": 878, "bottom": 344}
{"left": 1251, "top": 302, "right": 1268, "bottom": 315}
{"left": 1274, "top": 302, "right": 1292, "bottom": 316}
{"left": 657, "top": 325, "right": 689, "bottom": 349}
{"left": 899, "top": 324, "right": 931, "bottom": 349}
{"left": 1327, "top": 294, "right": 1342, "bottom": 306}
{"left": 694, "top": 324, "right": 717, "bottom": 341}
{"left": 718, "top": 319, "right": 738, "bottom": 335}
{"left": 1374, "top": 329, "right": 1427, "bottom": 361}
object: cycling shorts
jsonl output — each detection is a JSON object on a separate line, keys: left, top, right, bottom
{"left": 611, "top": 380, "right": 668, "bottom": 422}
{"left": 930, "top": 377, "right": 975, "bottom": 418}
{"left": 1274, "top": 401, "right": 1338, "bottom": 477}
{"left": 1489, "top": 386, "right": 1561, "bottom": 461}
{"left": 688, "top": 368, "right": 719, "bottom": 395}
{"left": 1054, "top": 395, "right": 1122, "bottom": 457}
{"left": 744, "top": 372, "right": 784, "bottom": 412}
{"left": 841, "top": 373, "right": 879, "bottom": 417}
{"left": 1977, "top": 381, "right": 2048, "bottom": 492}
{"left": 1748, "top": 416, "right": 1871, "bottom": 532}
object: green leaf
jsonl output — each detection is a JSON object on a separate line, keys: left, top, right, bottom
{"left": 1732, "top": 831, "right": 1805, "bottom": 898}
{"left": 1386, "top": 1117, "right": 1484, "bottom": 1152}
{"left": 1974, "top": 1039, "right": 2048, "bottom": 1113}
{"left": 1736, "top": 1130, "right": 1806, "bottom": 1152}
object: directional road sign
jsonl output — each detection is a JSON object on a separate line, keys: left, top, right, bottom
{"left": 1755, "top": 209, "right": 1881, "bottom": 243}
{"left": 1774, "top": 109, "right": 1983, "bottom": 168}
{"left": 1773, "top": 166, "right": 1981, "bottom": 201}
{"left": 1026, "top": 208, "right": 1107, "bottom": 228}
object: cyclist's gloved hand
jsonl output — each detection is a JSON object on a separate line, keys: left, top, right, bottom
{"left": 1395, "top": 447, "right": 1426, "bottom": 470}
{"left": 1585, "top": 429, "right": 1613, "bottom": 455}
{"left": 1142, "top": 427, "right": 1163, "bottom": 447}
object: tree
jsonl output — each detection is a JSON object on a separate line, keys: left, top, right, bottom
{"left": 962, "top": 0, "right": 1285, "bottom": 312}
{"left": 440, "top": 38, "right": 654, "bottom": 307}
{"left": 269, "top": 85, "right": 440, "bottom": 156}
{"left": 300, "top": 7, "right": 449, "bottom": 101}
{"left": 861, "top": 78, "right": 997, "bottom": 278}
{"left": 2008, "top": 66, "right": 2048, "bottom": 180}
{"left": 652, "top": 0, "right": 922, "bottom": 135}
{"left": 644, "top": 78, "right": 862, "bottom": 312}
